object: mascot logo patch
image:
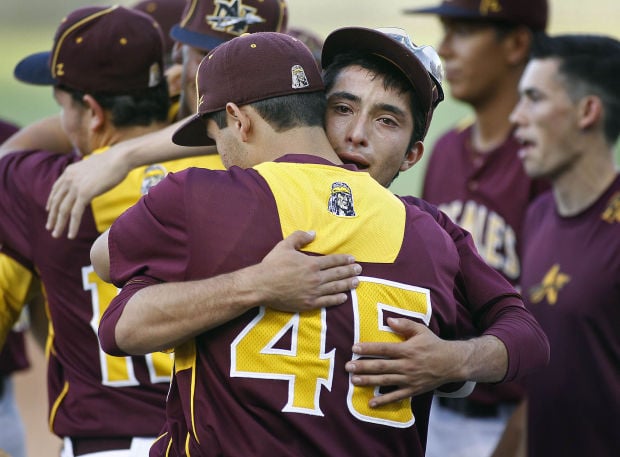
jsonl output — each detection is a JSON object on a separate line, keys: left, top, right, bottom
{"left": 291, "top": 65, "right": 309, "bottom": 89}
{"left": 141, "top": 164, "right": 167, "bottom": 195}
{"left": 328, "top": 182, "right": 356, "bottom": 217}
{"left": 206, "top": 0, "right": 265, "bottom": 35}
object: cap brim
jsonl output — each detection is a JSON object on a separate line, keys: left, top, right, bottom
{"left": 14, "top": 51, "right": 56, "bottom": 85}
{"left": 403, "top": 5, "right": 485, "bottom": 18}
{"left": 322, "top": 27, "right": 433, "bottom": 116}
{"left": 172, "top": 113, "right": 215, "bottom": 147}
{"left": 170, "top": 24, "right": 226, "bottom": 52}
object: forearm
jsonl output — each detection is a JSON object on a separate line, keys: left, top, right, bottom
{"left": 0, "top": 115, "right": 72, "bottom": 157}
{"left": 116, "top": 117, "right": 215, "bottom": 170}
{"left": 449, "top": 334, "right": 508, "bottom": 383}
{"left": 108, "top": 263, "right": 272, "bottom": 355}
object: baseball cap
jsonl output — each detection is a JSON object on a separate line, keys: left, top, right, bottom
{"left": 14, "top": 5, "right": 165, "bottom": 94}
{"left": 286, "top": 26, "right": 324, "bottom": 66}
{"left": 132, "top": 0, "right": 186, "bottom": 55}
{"left": 170, "top": 0, "right": 288, "bottom": 52}
{"left": 404, "top": 0, "right": 549, "bottom": 32}
{"left": 321, "top": 26, "right": 444, "bottom": 138}
{"left": 172, "top": 32, "right": 323, "bottom": 146}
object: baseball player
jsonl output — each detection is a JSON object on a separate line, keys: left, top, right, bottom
{"left": 509, "top": 33, "right": 620, "bottom": 457}
{"left": 37, "top": 0, "right": 289, "bottom": 239}
{"left": 0, "top": 119, "right": 30, "bottom": 457}
{"left": 93, "top": 33, "right": 494, "bottom": 456}
{"left": 0, "top": 6, "right": 249, "bottom": 456}
{"left": 404, "top": 1, "right": 551, "bottom": 454}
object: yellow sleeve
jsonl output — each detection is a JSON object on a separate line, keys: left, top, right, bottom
{"left": 0, "top": 253, "right": 34, "bottom": 348}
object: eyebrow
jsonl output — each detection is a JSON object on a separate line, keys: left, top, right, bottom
{"left": 327, "top": 91, "right": 408, "bottom": 119}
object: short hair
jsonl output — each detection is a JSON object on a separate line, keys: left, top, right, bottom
{"left": 531, "top": 34, "right": 620, "bottom": 145}
{"left": 207, "top": 91, "right": 326, "bottom": 132}
{"left": 322, "top": 51, "right": 427, "bottom": 148}
{"left": 59, "top": 81, "right": 170, "bottom": 127}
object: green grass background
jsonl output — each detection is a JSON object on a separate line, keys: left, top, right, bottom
{"left": 1, "top": 0, "right": 618, "bottom": 196}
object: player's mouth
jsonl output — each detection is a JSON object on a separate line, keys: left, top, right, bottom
{"left": 514, "top": 134, "right": 536, "bottom": 159}
{"left": 338, "top": 149, "right": 370, "bottom": 170}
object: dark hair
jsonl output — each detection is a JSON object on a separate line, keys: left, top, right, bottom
{"left": 322, "top": 51, "right": 426, "bottom": 147}
{"left": 531, "top": 34, "right": 620, "bottom": 145}
{"left": 59, "top": 81, "right": 170, "bottom": 127}
{"left": 207, "top": 91, "right": 326, "bottom": 132}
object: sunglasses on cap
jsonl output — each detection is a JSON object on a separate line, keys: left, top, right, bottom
{"left": 375, "top": 27, "right": 445, "bottom": 108}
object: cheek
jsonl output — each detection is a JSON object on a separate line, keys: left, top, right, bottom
{"left": 325, "top": 114, "right": 346, "bottom": 147}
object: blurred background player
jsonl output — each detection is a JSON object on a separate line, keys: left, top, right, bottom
{"left": 0, "top": 5, "right": 228, "bottom": 456}
{"left": 40, "top": 0, "right": 290, "bottom": 239}
{"left": 404, "top": 1, "right": 551, "bottom": 455}
{"left": 0, "top": 118, "right": 30, "bottom": 457}
{"left": 505, "top": 33, "right": 620, "bottom": 457}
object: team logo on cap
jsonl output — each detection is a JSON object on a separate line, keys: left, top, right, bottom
{"left": 480, "top": 0, "right": 502, "bottom": 15}
{"left": 328, "top": 182, "right": 356, "bottom": 217}
{"left": 141, "top": 164, "right": 167, "bottom": 195}
{"left": 291, "top": 65, "right": 310, "bottom": 89}
{"left": 206, "top": 0, "right": 265, "bottom": 35}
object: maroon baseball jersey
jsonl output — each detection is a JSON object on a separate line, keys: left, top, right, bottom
{"left": 422, "top": 124, "right": 548, "bottom": 286}
{"left": 0, "top": 119, "right": 29, "bottom": 377}
{"left": 521, "top": 175, "right": 620, "bottom": 457}
{"left": 0, "top": 148, "right": 222, "bottom": 438}
{"left": 423, "top": 124, "right": 549, "bottom": 405}
{"left": 100, "top": 154, "right": 543, "bottom": 456}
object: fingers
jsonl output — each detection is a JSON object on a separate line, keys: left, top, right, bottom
{"left": 351, "top": 341, "right": 402, "bottom": 359}
{"left": 67, "top": 196, "right": 88, "bottom": 239}
{"left": 366, "top": 387, "right": 416, "bottom": 408}
{"left": 283, "top": 230, "right": 316, "bottom": 250}
{"left": 48, "top": 188, "right": 76, "bottom": 239}
{"left": 386, "top": 318, "right": 427, "bottom": 337}
{"left": 345, "top": 356, "right": 401, "bottom": 375}
{"left": 311, "top": 292, "right": 350, "bottom": 308}
{"left": 316, "top": 251, "right": 355, "bottom": 267}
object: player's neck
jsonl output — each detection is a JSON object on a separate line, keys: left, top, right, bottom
{"left": 471, "top": 101, "right": 517, "bottom": 153}
{"left": 257, "top": 126, "right": 343, "bottom": 165}
{"left": 90, "top": 121, "right": 169, "bottom": 153}
{"left": 553, "top": 145, "right": 617, "bottom": 216}
{"left": 470, "top": 79, "right": 520, "bottom": 153}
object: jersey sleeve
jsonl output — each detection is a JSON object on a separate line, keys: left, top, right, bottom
{"left": 108, "top": 169, "right": 190, "bottom": 287}
{"left": 401, "top": 195, "right": 550, "bottom": 381}
{"left": 98, "top": 274, "right": 161, "bottom": 356}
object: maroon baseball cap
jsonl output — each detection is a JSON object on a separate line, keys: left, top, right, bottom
{"left": 172, "top": 32, "right": 323, "bottom": 146}
{"left": 14, "top": 5, "right": 165, "bottom": 94}
{"left": 286, "top": 26, "right": 324, "bottom": 66}
{"left": 321, "top": 26, "right": 444, "bottom": 138}
{"left": 404, "top": 0, "right": 549, "bottom": 31}
{"left": 170, "top": 0, "right": 288, "bottom": 52}
{"left": 132, "top": 0, "right": 186, "bottom": 55}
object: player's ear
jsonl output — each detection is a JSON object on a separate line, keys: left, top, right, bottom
{"left": 504, "top": 25, "right": 532, "bottom": 67}
{"left": 225, "top": 102, "right": 252, "bottom": 142}
{"left": 577, "top": 95, "right": 603, "bottom": 131}
{"left": 400, "top": 140, "right": 424, "bottom": 173}
{"left": 82, "top": 94, "right": 106, "bottom": 132}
